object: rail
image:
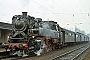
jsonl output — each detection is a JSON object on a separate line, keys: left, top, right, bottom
{"left": 50, "top": 43, "right": 90, "bottom": 60}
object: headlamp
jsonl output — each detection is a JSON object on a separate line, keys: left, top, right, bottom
{"left": 32, "top": 36, "right": 35, "bottom": 38}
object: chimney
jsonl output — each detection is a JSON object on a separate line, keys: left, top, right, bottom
{"left": 22, "top": 12, "right": 27, "bottom": 16}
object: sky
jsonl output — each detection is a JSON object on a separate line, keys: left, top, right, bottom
{"left": 0, "top": 0, "right": 90, "bottom": 34}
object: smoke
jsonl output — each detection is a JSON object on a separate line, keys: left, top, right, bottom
{"left": 19, "top": 0, "right": 30, "bottom": 8}
{"left": 42, "top": 22, "right": 50, "bottom": 29}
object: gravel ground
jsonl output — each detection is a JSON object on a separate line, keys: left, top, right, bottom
{"left": 83, "top": 48, "right": 90, "bottom": 60}
{"left": 75, "top": 42, "right": 90, "bottom": 60}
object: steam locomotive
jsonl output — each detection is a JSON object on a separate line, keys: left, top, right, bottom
{"left": 2, "top": 12, "right": 89, "bottom": 57}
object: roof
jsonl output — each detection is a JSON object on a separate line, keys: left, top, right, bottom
{"left": 61, "top": 27, "right": 75, "bottom": 34}
{"left": 0, "top": 22, "right": 12, "bottom": 30}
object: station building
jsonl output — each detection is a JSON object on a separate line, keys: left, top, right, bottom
{"left": 0, "top": 22, "right": 12, "bottom": 45}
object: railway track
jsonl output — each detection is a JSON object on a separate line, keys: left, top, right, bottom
{"left": 0, "top": 53, "right": 28, "bottom": 60}
{"left": 0, "top": 51, "right": 15, "bottom": 60}
{"left": 0, "top": 43, "right": 89, "bottom": 60}
{"left": 50, "top": 43, "right": 90, "bottom": 60}
{"left": 0, "top": 51, "right": 35, "bottom": 60}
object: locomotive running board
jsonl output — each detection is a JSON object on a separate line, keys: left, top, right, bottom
{"left": 10, "top": 38, "right": 24, "bottom": 39}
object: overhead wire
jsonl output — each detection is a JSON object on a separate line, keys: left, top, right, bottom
{"left": 31, "top": 0, "right": 90, "bottom": 17}
{"left": 0, "top": 0, "right": 90, "bottom": 25}
{"left": 73, "top": 0, "right": 87, "bottom": 20}
{"left": 0, "top": 1, "right": 90, "bottom": 18}
{"left": 87, "top": 0, "right": 90, "bottom": 25}
{"left": 80, "top": 0, "right": 90, "bottom": 20}
{"left": 31, "top": 0, "right": 68, "bottom": 20}
{"left": 52, "top": 0, "right": 73, "bottom": 16}
{"left": 73, "top": 0, "right": 90, "bottom": 33}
